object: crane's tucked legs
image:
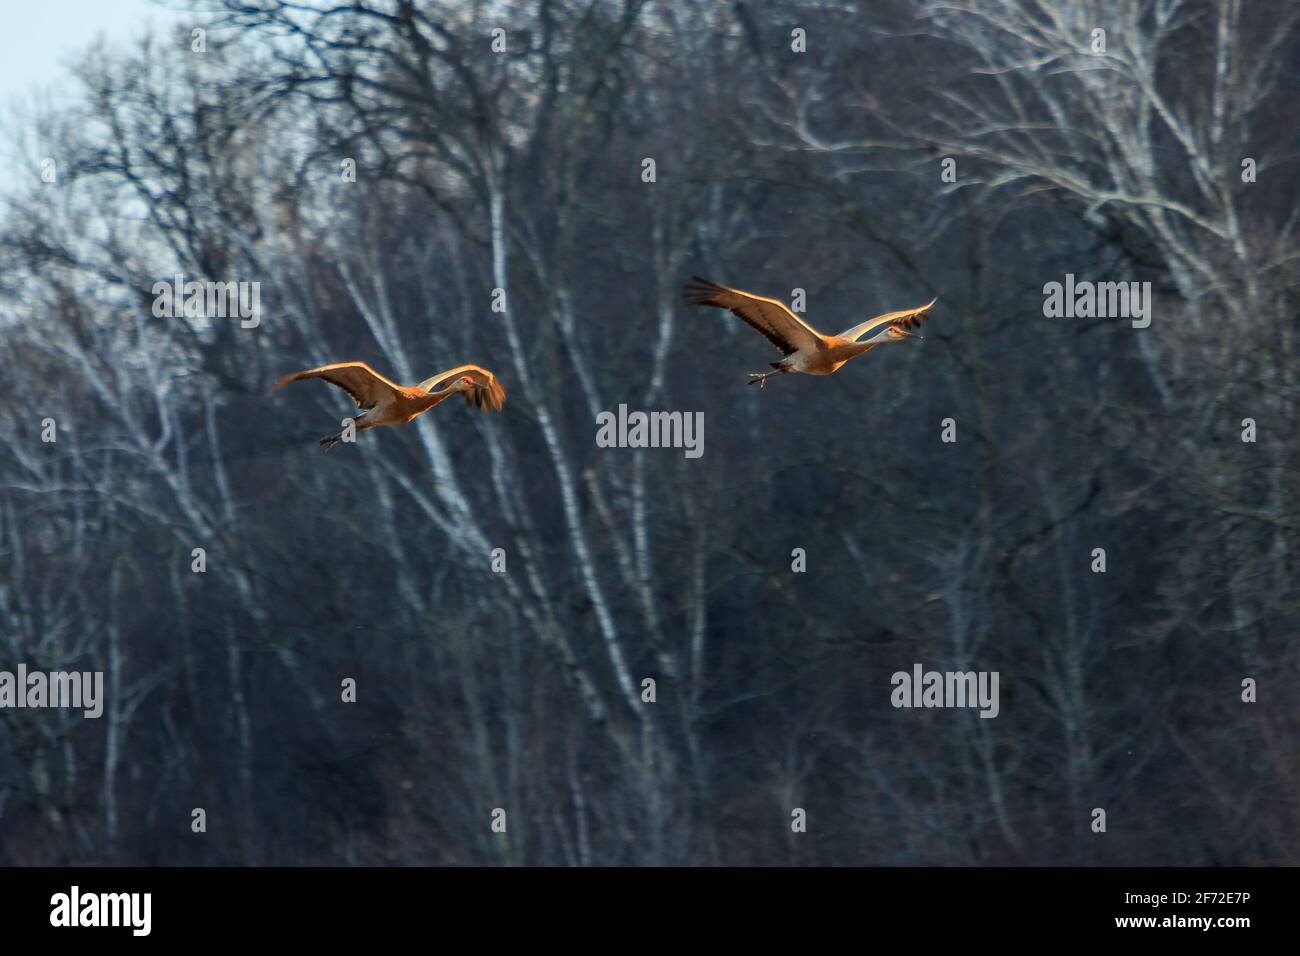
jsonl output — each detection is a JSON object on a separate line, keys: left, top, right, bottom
{"left": 320, "top": 415, "right": 372, "bottom": 450}
{"left": 747, "top": 369, "right": 788, "bottom": 388}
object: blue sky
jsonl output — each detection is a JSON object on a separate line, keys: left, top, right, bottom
{"left": 0, "top": 0, "right": 182, "bottom": 106}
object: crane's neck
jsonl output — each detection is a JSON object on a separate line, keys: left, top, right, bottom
{"left": 828, "top": 340, "right": 879, "bottom": 363}
{"left": 416, "top": 387, "right": 457, "bottom": 412}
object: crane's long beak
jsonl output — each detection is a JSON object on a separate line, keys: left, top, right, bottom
{"left": 899, "top": 329, "right": 924, "bottom": 340}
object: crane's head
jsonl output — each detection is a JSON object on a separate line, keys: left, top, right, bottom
{"left": 456, "top": 375, "right": 478, "bottom": 391}
{"left": 886, "top": 324, "right": 923, "bottom": 343}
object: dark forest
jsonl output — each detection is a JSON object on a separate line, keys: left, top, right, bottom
{"left": 0, "top": 0, "right": 1296, "bottom": 866}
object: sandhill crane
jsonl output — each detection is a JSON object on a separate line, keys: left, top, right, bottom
{"left": 275, "top": 361, "right": 505, "bottom": 450}
{"left": 683, "top": 276, "right": 936, "bottom": 387}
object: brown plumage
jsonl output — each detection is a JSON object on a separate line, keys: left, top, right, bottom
{"left": 275, "top": 361, "right": 505, "bottom": 450}
{"left": 684, "top": 276, "right": 936, "bottom": 387}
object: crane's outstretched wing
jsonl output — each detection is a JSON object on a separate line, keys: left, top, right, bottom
{"left": 418, "top": 364, "right": 506, "bottom": 412}
{"left": 837, "top": 298, "right": 938, "bottom": 342}
{"left": 684, "top": 276, "right": 824, "bottom": 355}
{"left": 274, "top": 361, "right": 404, "bottom": 410}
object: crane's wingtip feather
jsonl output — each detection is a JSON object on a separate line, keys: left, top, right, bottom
{"left": 683, "top": 275, "right": 726, "bottom": 307}
{"left": 465, "top": 375, "right": 506, "bottom": 412}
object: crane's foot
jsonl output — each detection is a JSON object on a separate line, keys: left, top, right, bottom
{"left": 747, "top": 372, "right": 769, "bottom": 388}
